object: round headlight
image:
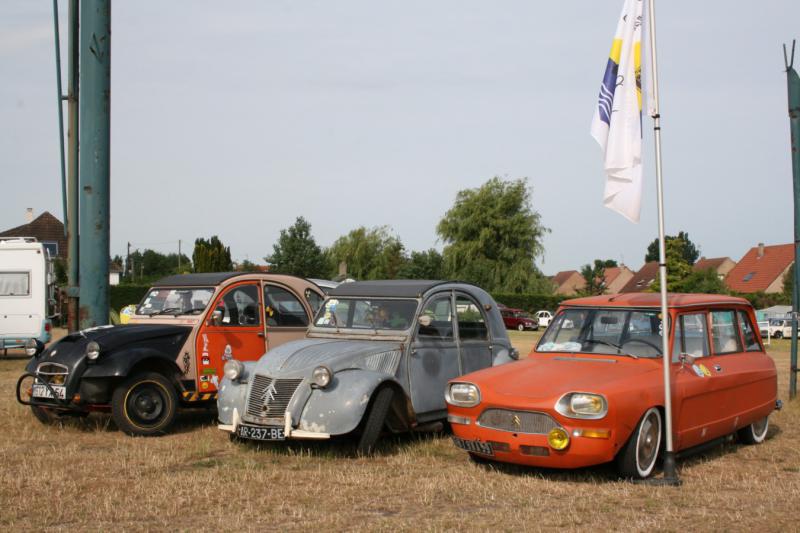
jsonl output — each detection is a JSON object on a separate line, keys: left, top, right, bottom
{"left": 224, "top": 359, "right": 244, "bottom": 381}
{"left": 312, "top": 365, "right": 332, "bottom": 388}
{"left": 445, "top": 382, "right": 481, "bottom": 407}
{"left": 85, "top": 341, "right": 100, "bottom": 360}
{"left": 555, "top": 392, "right": 608, "bottom": 420}
{"left": 25, "top": 339, "right": 38, "bottom": 357}
{"left": 547, "top": 427, "right": 570, "bottom": 450}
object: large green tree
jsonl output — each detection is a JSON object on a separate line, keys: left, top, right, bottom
{"left": 326, "top": 226, "right": 405, "bottom": 280}
{"left": 126, "top": 249, "right": 190, "bottom": 280}
{"left": 397, "top": 249, "right": 444, "bottom": 280}
{"left": 436, "top": 177, "right": 550, "bottom": 293}
{"left": 578, "top": 259, "right": 617, "bottom": 296}
{"left": 650, "top": 237, "right": 693, "bottom": 292}
{"left": 192, "top": 236, "right": 233, "bottom": 273}
{"left": 267, "top": 216, "right": 327, "bottom": 278}
{"left": 675, "top": 268, "right": 728, "bottom": 294}
{"left": 645, "top": 231, "right": 700, "bottom": 265}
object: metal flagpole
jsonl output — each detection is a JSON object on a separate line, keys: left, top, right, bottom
{"left": 647, "top": 0, "right": 680, "bottom": 485}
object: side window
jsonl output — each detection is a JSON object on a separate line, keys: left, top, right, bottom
{"left": 455, "top": 296, "right": 488, "bottom": 341}
{"left": 417, "top": 296, "right": 454, "bottom": 340}
{"left": 710, "top": 310, "right": 743, "bottom": 354}
{"left": 217, "top": 284, "right": 260, "bottom": 326}
{"left": 737, "top": 310, "right": 762, "bottom": 352}
{"left": 263, "top": 285, "right": 309, "bottom": 327}
{"left": 672, "top": 313, "right": 709, "bottom": 362}
{"left": 305, "top": 289, "right": 324, "bottom": 315}
{"left": 0, "top": 272, "right": 30, "bottom": 296}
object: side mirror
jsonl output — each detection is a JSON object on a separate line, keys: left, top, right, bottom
{"left": 210, "top": 308, "right": 223, "bottom": 326}
{"left": 679, "top": 352, "right": 699, "bottom": 367}
{"left": 509, "top": 347, "right": 520, "bottom": 360}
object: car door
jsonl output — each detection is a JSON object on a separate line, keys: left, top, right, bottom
{"left": 408, "top": 292, "right": 460, "bottom": 417}
{"left": 671, "top": 311, "right": 720, "bottom": 449}
{"left": 455, "top": 293, "right": 493, "bottom": 375}
{"left": 196, "top": 282, "right": 266, "bottom": 393}
{"left": 262, "top": 283, "right": 312, "bottom": 350}
{"left": 709, "top": 309, "right": 776, "bottom": 430}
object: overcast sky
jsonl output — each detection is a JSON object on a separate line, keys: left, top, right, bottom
{"left": 2, "top": 1, "right": 799, "bottom": 275}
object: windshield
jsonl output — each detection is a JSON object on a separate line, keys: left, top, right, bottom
{"left": 314, "top": 298, "right": 418, "bottom": 331}
{"left": 137, "top": 287, "right": 215, "bottom": 316}
{"left": 536, "top": 308, "right": 664, "bottom": 358}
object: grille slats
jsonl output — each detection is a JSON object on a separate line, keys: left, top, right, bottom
{"left": 477, "top": 409, "right": 559, "bottom": 434}
{"left": 246, "top": 375, "right": 303, "bottom": 419}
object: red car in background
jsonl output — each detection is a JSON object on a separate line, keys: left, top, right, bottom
{"left": 499, "top": 306, "right": 539, "bottom": 331}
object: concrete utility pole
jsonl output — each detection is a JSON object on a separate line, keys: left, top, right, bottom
{"left": 78, "top": 0, "right": 111, "bottom": 328}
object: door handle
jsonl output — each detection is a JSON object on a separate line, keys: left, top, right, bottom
{"left": 257, "top": 332, "right": 265, "bottom": 337}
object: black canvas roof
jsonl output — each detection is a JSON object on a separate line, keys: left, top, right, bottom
{"left": 329, "top": 280, "right": 448, "bottom": 298}
{"left": 152, "top": 272, "right": 242, "bottom": 287}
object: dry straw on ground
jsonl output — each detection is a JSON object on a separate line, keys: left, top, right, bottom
{"left": 1, "top": 330, "right": 798, "bottom": 531}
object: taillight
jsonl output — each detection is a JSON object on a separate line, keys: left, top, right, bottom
{"left": 45, "top": 323, "right": 52, "bottom": 332}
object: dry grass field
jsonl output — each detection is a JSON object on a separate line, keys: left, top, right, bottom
{"left": 1, "top": 330, "right": 799, "bottom": 531}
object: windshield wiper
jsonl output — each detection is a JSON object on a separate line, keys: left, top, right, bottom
{"left": 151, "top": 307, "right": 181, "bottom": 316}
{"left": 583, "top": 339, "right": 639, "bottom": 359}
{"left": 180, "top": 307, "right": 206, "bottom": 315}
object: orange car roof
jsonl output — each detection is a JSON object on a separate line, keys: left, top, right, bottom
{"left": 561, "top": 292, "right": 751, "bottom": 309}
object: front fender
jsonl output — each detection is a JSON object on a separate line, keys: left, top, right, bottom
{"left": 297, "top": 369, "right": 400, "bottom": 436}
{"left": 217, "top": 362, "right": 257, "bottom": 426}
{"left": 82, "top": 347, "right": 181, "bottom": 379}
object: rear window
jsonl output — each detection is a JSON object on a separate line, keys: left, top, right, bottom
{"left": 0, "top": 272, "right": 30, "bottom": 296}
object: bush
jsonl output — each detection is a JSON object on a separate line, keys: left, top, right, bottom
{"left": 491, "top": 293, "right": 563, "bottom": 313}
{"left": 110, "top": 284, "right": 151, "bottom": 312}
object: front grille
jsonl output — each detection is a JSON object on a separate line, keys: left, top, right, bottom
{"left": 477, "top": 408, "right": 559, "bottom": 435}
{"left": 246, "top": 375, "right": 304, "bottom": 419}
{"left": 35, "top": 362, "right": 69, "bottom": 385}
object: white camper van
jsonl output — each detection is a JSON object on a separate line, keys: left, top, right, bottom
{"left": 0, "top": 238, "right": 55, "bottom": 354}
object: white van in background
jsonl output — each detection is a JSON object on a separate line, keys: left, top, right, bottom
{"left": 0, "top": 238, "right": 55, "bottom": 353}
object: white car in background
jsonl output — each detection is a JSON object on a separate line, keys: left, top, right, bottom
{"left": 535, "top": 310, "right": 554, "bottom": 328}
{"left": 763, "top": 318, "right": 797, "bottom": 339}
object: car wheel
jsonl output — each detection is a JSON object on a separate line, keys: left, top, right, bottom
{"left": 737, "top": 416, "right": 769, "bottom": 445}
{"left": 111, "top": 372, "right": 178, "bottom": 436}
{"left": 30, "top": 405, "right": 57, "bottom": 425}
{"left": 773, "top": 331, "right": 782, "bottom": 339}
{"left": 517, "top": 323, "right": 525, "bottom": 332}
{"left": 617, "top": 407, "right": 662, "bottom": 479}
{"left": 356, "top": 387, "right": 394, "bottom": 455}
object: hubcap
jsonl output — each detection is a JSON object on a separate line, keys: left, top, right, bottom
{"left": 752, "top": 417, "right": 768, "bottom": 438}
{"left": 637, "top": 412, "right": 660, "bottom": 471}
{"left": 127, "top": 383, "right": 167, "bottom": 426}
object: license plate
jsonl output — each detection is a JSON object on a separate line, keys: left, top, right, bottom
{"left": 452, "top": 436, "right": 494, "bottom": 456}
{"left": 236, "top": 424, "right": 285, "bottom": 441}
{"left": 32, "top": 384, "right": 66, "bottom": 400}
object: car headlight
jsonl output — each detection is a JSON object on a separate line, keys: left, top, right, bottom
{"left": 224, "top": 359, "right": 244, "bottom": 381}
{"left": 445, "top": 382, "right": 481, "bottom": 407}
{"left": 547, "top": 427, "right": 570, "bottom": 450}
{"left": 85, "top": 341, "right": 100, "bottom": 360}
{"left": 312, "top": 365, "right": 332, "bottom": 388}
{"left": 555, "top": 392, "right": 608, "bottom": 419}
{"left": 25, "top": 339, "right": 38, "bottom": 357}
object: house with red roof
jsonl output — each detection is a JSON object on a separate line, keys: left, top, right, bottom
{"left": 725, "top": 243, "right": 794, "bottom": 294}
{"left": 603, "top": 265, "right": 634, "bottom": 293}
{"left": 0, "top": 209, "right": 65, "bottom": 259}
{"left": 551, "top": 270, "right": 586, "bottom": 296}
{"left": 619, "top": 261, "right": 659, "bottom": 293}
{"left": 693, "top": 256, "right": 736, "bottom": 279}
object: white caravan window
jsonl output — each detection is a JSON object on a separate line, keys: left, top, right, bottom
{"left": 0, "top": 272, "right": 30, "bottom": 296}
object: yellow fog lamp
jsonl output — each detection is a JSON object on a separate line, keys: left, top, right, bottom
{"left": 547, "top": 427, "right": 570, "bottom": 450}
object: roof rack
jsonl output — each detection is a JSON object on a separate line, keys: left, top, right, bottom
{"left": 0, "top": 237, "right": 38, "bottom": 243}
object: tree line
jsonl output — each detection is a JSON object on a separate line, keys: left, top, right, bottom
{"left": 117, "top": 177, "right": 554, "bottom": 295}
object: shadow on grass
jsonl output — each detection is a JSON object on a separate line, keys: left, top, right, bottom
{"left": 466, "top": 423, "right": 784, "bottom": 483}
{"left": 231, "top": 429, "right": 451, "bottom": 460}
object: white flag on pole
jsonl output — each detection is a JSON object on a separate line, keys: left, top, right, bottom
{"left": 590, "top": 0, "right": 645, "bottom": 223}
